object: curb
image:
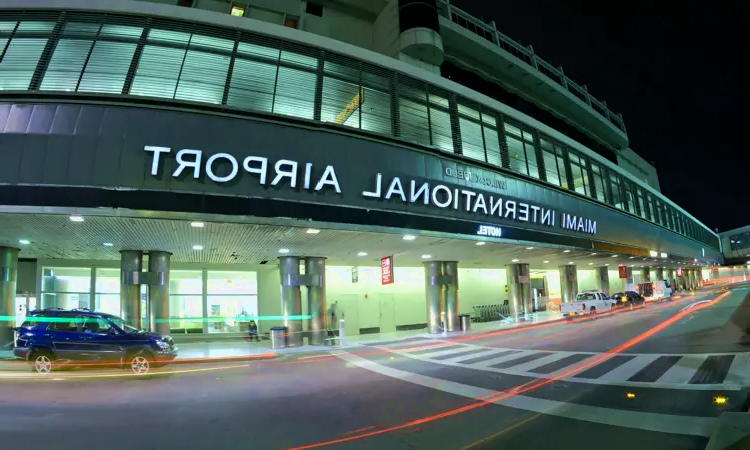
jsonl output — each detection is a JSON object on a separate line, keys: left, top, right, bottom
{"left": 168, "top": 353, "right": 279, "bottom": 365}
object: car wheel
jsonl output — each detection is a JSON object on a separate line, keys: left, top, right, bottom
{"left": 589, "top": 307, "right": 597, "bottom": 318}
{"left": 31, "top": 350, "right": 54, "bottom": 375}
{"left": 128, "top": 352, "right": 152, "bottom": 375}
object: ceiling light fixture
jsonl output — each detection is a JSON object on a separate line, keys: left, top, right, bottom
{"left": 306, "top": 229, "right": 320, "bottom": 234}
{"left": 476, "top": 242, "right": 486, "bottom": 246}
{"left": 591, "top": 253, "right": 597, "bottom": 256}
{"left": 568, "top": 261, "right": 574, "bottom": 265}
{"left": 526, "top": 247, "right": 534, "bottom": 250}
{"left": 103, "top": 242, "right": 113, "bottom": 247}
{"left": 511, "top": 259, "right": 520, "bottom": 262}
{"left": 192, "top": 245, "right": 203, "bottom": 251}
{"left": 612, "top": 255, "right": 618, "bottom": 258}
{"left": 403, "top": 235, "right": 416, "bottom": 241}
{"left": 588, "top": 262, "right": 593, "bottom": 265}
{"left": 422, "top": 254, "right": 432, "bottom": 259}
{"left": 69, "top": 215, "right": 84, "bottom": 222}
{"left": 278, "top": 248, "right": 290, "bottom": 254}
{"left": 191, "top": 222, "right": 204, "bottom": 228}
{"left": 563, "top": 250, "right": 571, "bottom": 253}
{"left": 357, "top": 252, "right": 368, "bottom": 256}
{"left": 18, "top": 239, "right": 30, "bottom": 245}
{"left": 543, "top": 260, "right": 549, "bottom": 264}
{"left": 605, "top": 264, "right": 610, "bottom": 266}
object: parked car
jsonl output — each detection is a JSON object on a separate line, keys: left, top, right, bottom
{"left": 13, "top": 308, "right": 178, "bottom": 375}
{"left": 611, "top": 291, "right": 645, "bottom": 306}
{"left": 561, "top": 291, "right": 615, "bottom": 318}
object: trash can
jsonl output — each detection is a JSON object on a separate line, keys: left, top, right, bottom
{"left": 269, "top": 326, "right": 288, "bottom": 349}
{"left": 459, "top": 314, "right": 471, "bottom": 331}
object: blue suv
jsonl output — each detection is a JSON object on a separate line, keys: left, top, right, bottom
{"left": 13, "top": 308, "right": 178, "bottom": 375}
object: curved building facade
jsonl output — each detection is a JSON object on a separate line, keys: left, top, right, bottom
{"left": 0, "top": 0, "right": 722, "bottom": 345}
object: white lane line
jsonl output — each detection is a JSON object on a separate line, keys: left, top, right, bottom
{"left": 597, "top": 354, "right": 661, "bottom": 382}
{"left": 656, "top": 355, "right": 707, "bottom": 384}
{"left": 333, "top": 351, "right": 716, "bottom": 437}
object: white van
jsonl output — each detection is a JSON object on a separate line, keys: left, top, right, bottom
{"left": 561, "top": 291, "right": 616, "bottom": 318}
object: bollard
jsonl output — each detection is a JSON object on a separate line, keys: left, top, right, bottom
{"left": 339, "top": 319, "right": 345, "bottom": 347}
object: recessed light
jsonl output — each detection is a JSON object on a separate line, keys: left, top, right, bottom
{"left": 192, "top": 245, "right": 203, "bottom": 250}
{"left": 476, "top": 242, "right": 486, "bottom": 246}
{"left": 512, "top": 259, "right": 520, "bottom": 262}
{"left": 422, "top": 254, "right": 432, "bottom": 259}
{"left": 279, "top": 248, "right": 290, "bottom": 254}
{"left": 357, "top": 252, "right": 368, "bottom": 256}
{"left": 69, "top": 215, "right": 84, "bottom": 222}
{"left": 612, "top": 255, "right": 618, "bottom": 258}
{"left": 605, "top": 264, "right": 610, "bottom": 266}
{"left": 18, "top": 239, "right": 30, "bottom": 245}
{"left": 403, "top": 235, "right": 416, "bottom": 241}
{"left": 563, "top": 250, "right": 571, "bottom": 253}
{"left": 191, "top": 222, "right": 204, "bottom": 228}
{"left": 526, "top": 247, "right": 534, "bottom": 250}
{"left": 629, "top": 257, "right": 635, "bottom": 259}
{"left": 568, "top": 261, "right": 574, "bottom": 265}
{"left": 543, "top": 260, "right": 549, "bottom": 263}
{"left": 306, "top": 229, "right": 320, "bottom": 234}
{"left": 103, "top": 242, "right": 113, "bottom": 247}
{"left": 588, "top": 262, "right": 593, "bottom": 265}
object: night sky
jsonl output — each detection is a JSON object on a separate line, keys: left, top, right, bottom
{"left": 452, "top": 0, "right": 748, "bottom": 232}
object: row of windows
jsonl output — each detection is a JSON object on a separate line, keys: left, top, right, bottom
{"left": 729, "top": 233, "right": 750, "bottom": 252}
{"left": 0, "top": 12, "right": 719, "bottom": 250}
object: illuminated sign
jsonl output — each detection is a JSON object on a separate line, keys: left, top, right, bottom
{"left": 381, "top": 256, "right": 393, "bottom": 285}
{"left": 660, "top": 252, "right": 668, "bottom": 258}
{"left": 618, "top": 265, "right": 628, "bottom": 279}
{"left": 444, "top": 167, "right": 507, "bottom": 190}
{"left": 676, "top": 268, "right": 683, "bottom": 277}
{"left": 649, "top": 250, "right": 658, "bottom": 257}
{"left": 334, "top": 88, "right": 364, "bottom": 125}
{"left": 477, "top": 225, "right": 502, "bottom": 237}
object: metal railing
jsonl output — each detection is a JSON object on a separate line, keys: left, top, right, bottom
{"left": 436, "top": 0, "right": 626, "bottom": 133}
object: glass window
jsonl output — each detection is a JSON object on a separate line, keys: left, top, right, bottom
{"left": 459, "top": 117, "right": 484, "bottom": 162}
{"left": 540, "top": 138, "right": 567, "bottom": 188}
{"left": 79, "top": 41, "right": 137, "bottom": 94}
{"left": 483, "top": 125, "right": 502, "bottom": 168}
{"left": 94, "top": 268, "right": 120, "bottom": 316}
{"left": 399, "top": 98, "right": 430, "bottom": 146}
{"left": 231, "top": 5, "right": 246, "bottom": 17}
{"left": 591, "top": 163, "right": 607, "bottom": 203}
{"left": 321, "top": 77, "right": 361, "bottom": 128}
{"left": 504, "top": 123, "right": 539, "bottom": 179}
{"left": 226, "top": 58, "right": 277, "bottom": 113}
{"left": 174, "top": 49, "right": 230, "bottom": 104}
{"left": 0, "top": 37, "right": 49, "bottom": 90}
{"left": 273, "top": 66, "right": 316, "bottom": 120}
{"left": 609, "top": 173, "right": 623, "bottom": 210}
{"left": 623, "top": 182, "right": 635, "bottom": 214}
{"left": 655, "top": 200, "right": 663, "bottom": 226}
{"left": 41, "top": 267, "right": 91, "bottom": 310}
{"left": 81, "top": 316, "right": 113, "bottom": 335}
{"left": 130, "top": 44, "right": 186, "bottom": 98}
{"left": 360, "top": 87, "right": 391, "bottom": 135}
{"left": 49, "top": 318, "right": 79, "bottom": 332}
{"left": 40, "top": 39, "right": 93, "bottom": 91}
{"left": 430, "top": 107, "right": 453, "bottom": 153}
{"left": 568, "top": 152, "right": 590, "bottom": 197}
{"left": 636, "top": 188, "right": 647, "bottom": 219}
{"left": 169, "top": 270, "right": 203, "bottom": 334}
{"left": 207, "top": 271, "right": 258, "bottom": 334}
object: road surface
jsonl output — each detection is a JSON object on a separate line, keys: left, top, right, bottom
{"left": 0, "top": 286, "right": 748, "bottom": 450}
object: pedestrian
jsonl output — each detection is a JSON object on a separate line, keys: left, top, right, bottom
{"left": 247, "top": 320, "right": 259, "bottom": 342}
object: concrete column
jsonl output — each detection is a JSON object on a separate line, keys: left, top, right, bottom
{"left": 667, "top": 269, "right": 675, "bottom": 288}
{"left": 559, "top": 265, "right": 578, "bottom": 303}
{"left": 506, "top": 263, "right": 531, "bottom": 317}
{"left": 641, "top": 267, "right": 651, "bottom": 282}
{"left": 625, "top": 267, "right": 634, "bottom": 291}
{"left": 596, "top": 267, "right": 610, "bottom": 296}
{"left": 443, "top": 261, "right": 459, "bottom": 332}
{"left": 655, "top": 267, "right": 664, "bottom": 283}
{"left": 120, "top": 250, "right": 143, "bottom": 330}
{"left": 304, "top": 257, "right": 327, "bottom": 345}
{"left": 695, "top": 268, "right": 702, "bottom": 288}
{"left": 423, "top": 261, "right": 443, "bottom": 334}
{"left": 148, "top": 251, "right": 171, "bottom": 335}
{"left": 279, "top": 256, "right": 303, "bottom": 346}
{"left": 0, "top": 247, "right": 19, "bottom": 350}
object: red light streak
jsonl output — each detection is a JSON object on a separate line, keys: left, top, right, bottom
{"left": 287, "top": 291, "right": 731, "bottom": 450}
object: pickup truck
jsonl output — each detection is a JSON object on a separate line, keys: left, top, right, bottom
{"left": 561, "top": 291, "right": 616, "bottom": 318}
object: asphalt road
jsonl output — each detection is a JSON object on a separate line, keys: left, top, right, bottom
{"left": 0, "top": 286, "right": 747, "bottom": 450}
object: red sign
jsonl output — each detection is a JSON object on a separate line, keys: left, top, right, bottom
{"left": 676, "top": 267, "right": 683, "bottom": 277}
{"left": 618, "top": 265, "right": 628, "bottom": 279}
{"left": 381, "top": 256, "right": 394, "bottom": 285}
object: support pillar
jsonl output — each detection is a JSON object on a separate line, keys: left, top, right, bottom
{"left": 148, "top": 251, "right": 171, "bottom": 336}
{"left": 596, "top": 267, "right": 610, "bottom": 296}
{"left": 625, "top": 267, "right": 634, "bottom": 291}
{"left": 695, "top": 268, "right": 702, "bottom": 288}
{"left": 120, "top": 250, "right": 143, "bottom": 330}
{"left": 423, "top": 261, "right": 443, "bottom": 334}
{"left": 641, "top": 267, "right": 651, "bottom": 282}
{"left": 506, "top": 263, "right": 531, "bottom": 317}
{"left": 305, "top": 257, "right": 327, "bottom": 345}
{"left": 279, "top": 256, "right": 303, "bottom": 346}
{"left": 667, "top": 269, "right": 675, "bottom": 289}
{"left": 442, "top": 261, "right": 459, "bottom": 332}
{"left": 559, "top": 265, "right": 578, "bottom": 303}
{"left": 655, "top": 267, "right": 664, "bottom": 283}
{"left": 0, "top": 247, "right": 19, "bottom": 350}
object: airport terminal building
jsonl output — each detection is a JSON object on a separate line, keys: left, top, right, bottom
{"left": 0, "top": 0, "right": 724, "bottom": 346}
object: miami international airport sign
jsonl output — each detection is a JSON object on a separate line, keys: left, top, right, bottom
{"left": 144, "top": 147, "right": 597, "bottom": 236}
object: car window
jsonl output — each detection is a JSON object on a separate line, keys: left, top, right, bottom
{"left": 578, "top": 293, "right": 597, "bottom": 300}
{"left": 81, "top": 317, "right": 113, "bottom": 335}
{"left": 48, "top": 317, "right": 79, "bottom": 332}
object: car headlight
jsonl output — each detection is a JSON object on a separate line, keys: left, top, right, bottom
{"left": 156, "top": 340, "right": 170, "bottom": 349}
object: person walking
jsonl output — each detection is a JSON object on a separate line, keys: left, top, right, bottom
{"left": 247, "top": 320, "right": 259, "bottom": 342}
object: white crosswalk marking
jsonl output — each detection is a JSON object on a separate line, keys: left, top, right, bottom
{"left": 510, "top": 351, "right": 579, "bottom": 373}
{"left": 473, "top": 350, "right": 535, "bottom": 367}
{"left": 595, "top": 354, "right": 661, "bottom": 382}
{"left": 724, "top": 352, "right": 750, "bottom": 386}
{"left": 657, "top": 355, "right": 707, "bottom": 384}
